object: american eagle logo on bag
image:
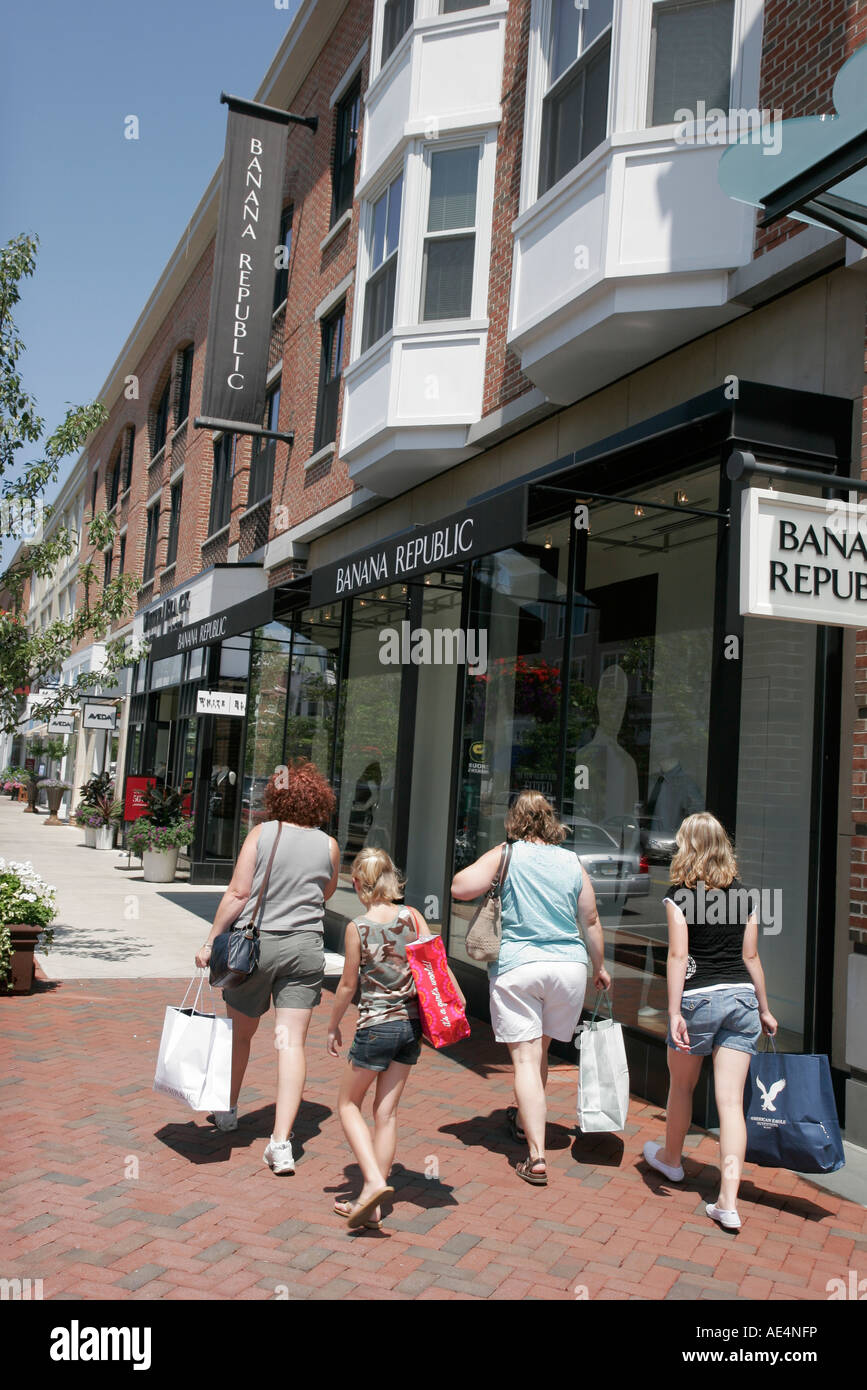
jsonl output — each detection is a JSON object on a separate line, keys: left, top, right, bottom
{"left": 757, "top": 1077, "right": 786, "bottom": 1112}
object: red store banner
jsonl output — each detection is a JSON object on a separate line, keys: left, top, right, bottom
{"left": 124, "top": 777, "right": 156, "bottom": 822}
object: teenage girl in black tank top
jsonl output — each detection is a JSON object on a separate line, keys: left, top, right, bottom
{"left": 643, "top": 812, "right": 777, "bottom": 1233}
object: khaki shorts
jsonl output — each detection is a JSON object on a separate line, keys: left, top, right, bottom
{"left": 222, "top": 930, "right": 324, "bottom": 1018}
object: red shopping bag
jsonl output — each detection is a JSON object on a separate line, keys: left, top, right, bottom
{"left": 406, "top": 935, "right": 471, "bottom": 1049}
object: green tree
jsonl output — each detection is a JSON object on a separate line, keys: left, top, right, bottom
{"left": 0, "top": 233, "right": 138, "bottom": 734}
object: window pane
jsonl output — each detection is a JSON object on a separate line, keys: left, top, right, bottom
{"left": 422, "top": 234, "right": 475, "bottom": 320}
{"left": 581, "top": 37, "right": 611, "bottom": 158}
{"left": 427, "top": 147, "right": 478, "bottom": 232}
{"left": 386, "top": 173, "right": 402, "bottom": 256}
{"left": 442, "top": 0, "right": 488, "bottom": 10}
{"left": 372, "top": 189, "right": 388, "bottom": 269}
{"left": 650, "top": 0, "right": 734, "bottom": 127}
{"left": 362, "top": 257, "right": 397, "bottom": 352}
{"left": 382, "top": 0, "right": 414, "bottom": 64}
{"left": 549, "top": 0, "right": 580, "bottom": 82}
{"left": 584, "top": 0, "right": 614, "bottom": 50}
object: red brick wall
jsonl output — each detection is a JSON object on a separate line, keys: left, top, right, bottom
{"left": 481, "top": 0, "right": 534, "bottom": 416}
{"left": 756, "top": 0, "right": 866, "bottom": 257}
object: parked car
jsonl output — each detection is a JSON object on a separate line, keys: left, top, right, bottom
{"left": 563, "top": 817, "right": 650, "bottom": 902}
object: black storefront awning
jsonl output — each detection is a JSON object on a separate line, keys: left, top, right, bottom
{"left": 148, "top": 587, "right": 275, "bottom": 662}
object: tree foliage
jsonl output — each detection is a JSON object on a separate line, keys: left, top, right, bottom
{"left": 0, "top": 233, "right": 140, "bottom": 734}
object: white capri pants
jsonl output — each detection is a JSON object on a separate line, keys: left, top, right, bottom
{"left": 489, "top": 961, "right": 589, "bottom": 1043}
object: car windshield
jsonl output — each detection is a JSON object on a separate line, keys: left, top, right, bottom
{"left": 568, "top": 823, "right": 619, "bottom": 851}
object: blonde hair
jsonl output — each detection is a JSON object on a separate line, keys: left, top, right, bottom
{"left": 351, "top": 847, "right": 405, "bottom": 907}
{"left": 669, "top": 812, "right": 738, "bottom": 889}
{"left": 504, "top": 790, "right": 567, "bottom": 845}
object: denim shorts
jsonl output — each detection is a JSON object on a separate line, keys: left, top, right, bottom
{"left": 348, "top": 1017, "right": 423, "bottom": 1072}
{"left": 667, "top": 987, "right": 761, "bottom": 1056}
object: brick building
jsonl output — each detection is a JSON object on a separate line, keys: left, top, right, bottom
{"left": 37, "top": 0, "right": 867, "bottom": 1133}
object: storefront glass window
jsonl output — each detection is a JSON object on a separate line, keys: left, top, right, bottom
{"left": 449, "top": 522, "right": 570, "bottom": 966}
{"left": 187, "top": 648, "right": 205, "bottom": 683}
{"left": 568, "top": 464, "right": 719, "bottom": 1038}
{"left": 204, "top": 637, "right": 251, "bottom": 860}
{"left": 240, "top": 622, "right": 293, "bottom": 842}
{"left": 285, "top": 608, "right": 341, "bottom": 769}
{"left": 151, "top": 655, "right": 184, "bottom": 691}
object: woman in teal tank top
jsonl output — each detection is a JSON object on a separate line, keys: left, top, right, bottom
{"left": 452, "top": 791, "right": 609, "bottom": 1186}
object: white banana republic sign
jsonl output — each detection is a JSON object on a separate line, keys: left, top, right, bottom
{"left": 740, "top": 488, "right": 867, "bottom": 628}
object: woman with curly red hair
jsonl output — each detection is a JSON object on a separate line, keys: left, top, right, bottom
{"left": 196, "top": 759, "right": 339, "bottom": 1173}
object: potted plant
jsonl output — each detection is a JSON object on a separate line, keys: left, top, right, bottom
{"left": 3, "top": 771, "right": 26, "bottom": 801}
{"left": 75, "top": 773, "right": 122, "bottom": 849}
{"left": 38, "top": 778, "right": 73, "bottom": 826}
{"left": 0, "top": 858, "right": 56, "bottom": 995}
{"left": 127, "top": 785, "right": 194, "bottom": 882}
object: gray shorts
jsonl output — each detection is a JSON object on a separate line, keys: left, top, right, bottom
{"left": 222, "top": 930, "right": 324, "bottom": 1018}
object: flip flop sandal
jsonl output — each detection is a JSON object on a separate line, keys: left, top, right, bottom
{"left": 515, "top": 1157, "right": 547, "bottom": 1186}
{"left": 506, "top": 1106, "right": 526, "bottom": 1142}
{"left": 333, "top": 1200, "right": 382, "bottom": 1230}
{"left": 346, "top": 1185, "right": 394, "bottom": 1230}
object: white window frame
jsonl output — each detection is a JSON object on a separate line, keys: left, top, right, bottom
{"left": 359, "top": 168, "right": 406, "bottom": 355}
{"left": 520, "top": 0, "right": 763, "bottom": 215}
{"left": 369, "top": 0, "right": 496, "bottom": 85}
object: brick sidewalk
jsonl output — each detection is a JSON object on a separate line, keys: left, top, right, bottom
{"left": 2, "top": 977, "right": 865, "bottom": 1302}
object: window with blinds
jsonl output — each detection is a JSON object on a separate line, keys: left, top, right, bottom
{"left": 421, "top": 146, "right": 479, "bottom": 322}
{"left": 648, "top": 0, "right": 734, "bottom": 127}
{"left": 362, "top": 173, "right": 403, "bottom": 353}
{"left": 151, "top": 377, "right": 171, "bottom": 458}
{"left": 441, "top": 0, "right": 488, "bottom": 11}
{"left": 209, "top": 434, "right": 234, "bottom": 536}
{"left": 166, "top": 480, "right": 183, "bottom": 567}
{"left": 121, "top": 426, "right": 135, "bottom": 493}
{"left": 382, "top": 0, "right": 414, "bottom": 64}
{"left": 273, "top": 206, "right": 293, "bottom": 310}
{"left": 249, "top": 384, "right": 280, "bottom": 506}
{"left": 331, "top": 80, "right": 361, "bottom": 226}
{"left": 107, "top": 459, "right": 120, "bottom": 511}
{"left": 143, "top": 503, "right": 160, "bottom": 582}
{"left": 538, "top": 0, "right": 612, "bottom": 198}
{"left": 119, "top": 534, "right": 126, "bottom": 576}
{"left": 176, "top": 344, "right": 194, "bottom": 427}
{"left": 314, "top": 306, "right": 345, "bottom": 452}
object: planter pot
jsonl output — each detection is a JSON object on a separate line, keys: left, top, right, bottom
{"left": 6, "top": 924, "right": 42, "bottom": 995}
{"left": 17, "top": 787, "right": 27, "bottom": 803}
{"left": 24, "top": 784, "right": 38, "bottom": 813}
{"left": 43, "top": 786, "right": 65, "bottom": 825}
{"left": 83, "top": 826, "right": 97, "bottom": 848}
{"left": 141, "top": 847, "right": 179, "bottom": 882}
{"left": 94, "top": 825, "right": 116, "bottom": 851}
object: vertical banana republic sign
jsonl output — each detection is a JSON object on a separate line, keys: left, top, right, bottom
{"left": 200, "top": 97, "right": 288, "bottom": 427}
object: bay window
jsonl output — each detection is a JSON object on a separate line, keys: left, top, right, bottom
{"left": 421, "top": 145, "right": 480, "bottom": 321}
{"left": 362, "top": 173, "right": 403, "bottom": 352}
{"left": 538, "top": 0, "right": 613, "bottom": 197}
{"left": 648, "top": 0, "right": 735, "bottom": 127}
{"left": 382, "top": 0, "right": 414, "bottom": 65}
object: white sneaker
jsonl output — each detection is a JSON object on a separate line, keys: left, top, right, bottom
{"left": 706, "top": 1202, "right": 741, "bottom": 1231}
{"left": 263, "top": 1137, "right": 295, "bottom": 1174}
{"left": 643, "top": 1140, "right": 685, "bottom": 1182}
{"left": 212, "top": 1107, "right": 238, "bottom": 1132}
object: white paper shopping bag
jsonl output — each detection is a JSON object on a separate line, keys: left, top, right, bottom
{"left": 576, "top": 998, "right": 630, "bottom": 1133}
{"left": 153, "top": 975, "right": 233, "bottom": 1112}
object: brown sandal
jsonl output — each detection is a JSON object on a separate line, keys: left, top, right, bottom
{"left": 515, "top": 1156, "right": 547, "bottom": 1186}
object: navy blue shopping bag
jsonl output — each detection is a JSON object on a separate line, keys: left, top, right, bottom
{"left": 743, "top": 1038, "right": 845, "bottom": 1174}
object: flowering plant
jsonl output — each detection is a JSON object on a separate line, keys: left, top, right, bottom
{"left": 127, "top": 817, "right": 195, "bottom": 854}
{"left": 37, "top": 778, "right": 73, "bottom": 790}
{"left": 3, "top": 779, "right": 24, "bottom": 792}
{"left": 0, "top": 859, "right": 57, "bottom": 989}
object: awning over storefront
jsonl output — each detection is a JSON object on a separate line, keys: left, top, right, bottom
{"left": 306, "top": 488, "right": 527, "bottom": 607}
{"left": 148, "top": 587, "right": 275, "bottom": 661}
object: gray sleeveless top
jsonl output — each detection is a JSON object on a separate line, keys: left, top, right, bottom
{"left": 354, "top": 909, "right": 420, "bottom": 1027}
{"left": 244, "top": 821, "right": 333, "bottom": 934}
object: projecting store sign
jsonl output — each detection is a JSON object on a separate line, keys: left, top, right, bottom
{"left": 47, "top": 712, "right": 76, "bottom": 736}
{"left": 196, "top": 691, "right": 248, "bottom": 717}
{"left": 83, "top": 705, "right": 118, "bottom": 731}
{"left": 741, "top": 488, "right": 867, "bottom": 627}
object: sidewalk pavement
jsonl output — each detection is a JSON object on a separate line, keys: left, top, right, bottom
{"left": 3, "top": 973, "right": 867, "bottom": 1302}
{"left": 0, "top": 798, "right": 343, "bottom": 979}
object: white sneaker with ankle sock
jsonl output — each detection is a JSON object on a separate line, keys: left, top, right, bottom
{"left": 706, "top": 1202, "right": 741, "bottom": 1231}
{"left": 643, "top": 1140, "right": 685, "bottom": 1182}
{"left": 263, "top": 1137, "right": 295, "bottom": 1174}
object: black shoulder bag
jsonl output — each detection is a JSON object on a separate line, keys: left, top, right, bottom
{"left": 209, "top": 823, "right": 283, "bottom": 988}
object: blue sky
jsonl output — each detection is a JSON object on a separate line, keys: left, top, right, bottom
{"left": 1, "top": 0, "right": 302, "bottom": 566}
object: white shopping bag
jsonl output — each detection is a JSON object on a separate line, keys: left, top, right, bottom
{"left": 576, "top": 997, "right": 630, "bottom": 1133}
{"left": 153, "top": 974, "right": 233, "bottom": 1112}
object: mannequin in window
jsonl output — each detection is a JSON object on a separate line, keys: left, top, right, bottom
{"left": 645, "top": 741, "right": 703, "bottom": 836}
{"left": 573, "top": 662, "right": 640, "bottom": 852}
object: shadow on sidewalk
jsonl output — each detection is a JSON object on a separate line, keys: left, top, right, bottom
{"left": 155, "top": 1099, "right": 332, "bottom": 1164}
{"left": 324, "top": 1160, "right": 458, "bottom": 1216}
{"left": 635, "top": 1156, "right": 835, "bottom": 1221}
{"left": 48, "top": 925, "right": 152, "bottom": 961}
{"left": 440, "top": 1108, "right": 577, "bottom": 1165}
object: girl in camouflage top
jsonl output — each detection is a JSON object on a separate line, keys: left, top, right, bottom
{"left": 327, "top": 847, "right": 463, "bottom": 1229}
